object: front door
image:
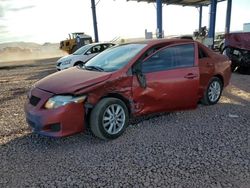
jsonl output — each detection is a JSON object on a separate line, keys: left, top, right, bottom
{"left": 84, "top": 45, "right": 102, "bottom": 61}
{"left": 132, "top": 43, "right": 200, "bottom": 116}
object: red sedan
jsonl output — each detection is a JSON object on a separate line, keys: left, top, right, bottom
{"left": 24, "top": 39, "right": 231, "bottom": 139}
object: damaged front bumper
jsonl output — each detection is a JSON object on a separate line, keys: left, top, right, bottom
{"left": 24, "top": 87, "right": 86, "bottom": 137}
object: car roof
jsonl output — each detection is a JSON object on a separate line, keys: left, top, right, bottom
{"left": 91, "top": 42, "right": 115, "bottom": 45}
{"left": 75, "top": 42, "right": 115, "bottom": 53}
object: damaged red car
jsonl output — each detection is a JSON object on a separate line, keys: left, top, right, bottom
{"left": 24, "top": 39, "right": 231, "bottom": 139}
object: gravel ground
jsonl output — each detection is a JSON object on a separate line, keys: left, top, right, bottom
{"left": 0, "top": 60, "right": 249, "bottom": 188}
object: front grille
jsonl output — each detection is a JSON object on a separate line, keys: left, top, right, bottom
{"left": 29, "top": 95, "right": 41, "bottom": 106}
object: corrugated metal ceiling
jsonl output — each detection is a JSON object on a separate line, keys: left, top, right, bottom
{"left": 127, "top": 0, "right": 225, "bottom": 6}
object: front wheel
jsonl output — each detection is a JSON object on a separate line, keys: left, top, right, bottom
{"left": 201, "top": 77, "right": 223, "bottom": 105}
{"left": 90, "top": 98, "right": 129, "bottom": 140}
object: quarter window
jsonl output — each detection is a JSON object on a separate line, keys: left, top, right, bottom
{"left": 142, "top": 44, "right": 195, "bottom": 73}
{"left": 198, "top": 47, "right": 208, "bottom": 59}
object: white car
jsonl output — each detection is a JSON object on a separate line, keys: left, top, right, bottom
{"left": 56, "top": 43, "right": 115, "bottom": 71}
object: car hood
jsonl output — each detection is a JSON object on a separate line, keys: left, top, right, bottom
{"left": 35, "top": 67, "right": 112, "bottom": 94}
{"left": 58, "top": 54, "right": 85, "bottom": 64}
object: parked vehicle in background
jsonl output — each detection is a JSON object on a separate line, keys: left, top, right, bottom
{"left": 59, "top": 32, "right": 93, "bottom": 54}
{"left": 222, "top": 32, "right": 250, "bottom": 71}
{"left": 193, "top": 26, "right": 208, "bottom": 45}
{"left": 56, "top": 43, "right": 115, "bottom": 71}
{"left": 214, "top": 33, "right": 225, "bottom": 52}
{"left": 25, "top": 39, "right": 231, "bottom": 140}
{"left": 243, "top": 23, "right": 250, "bottom": 32}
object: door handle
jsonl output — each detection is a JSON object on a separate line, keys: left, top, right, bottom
{"left": 184, "top": 73, "right": 198, "bottom": 79}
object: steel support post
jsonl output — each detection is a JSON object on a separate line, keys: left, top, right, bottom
{"left": 91, "top": 0, "right": 99, "bottom": 42}
{"left": 156, "top": 0, "right": 163, "bottom": 38}
{"left": 225, "top": 0, "right": 232, "bottom": 33}
{"left": 199, "top": 5, "right": 203, "bottom": 32}
{"left": 208, "top": 0, "right": 217, "bottom": 47}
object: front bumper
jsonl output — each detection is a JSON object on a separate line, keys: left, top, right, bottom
{"left": 24, "top": 87, "right": 86, "bottom": 137}
{"left": 56, "top": 63, "right": 71, "bottom": 71}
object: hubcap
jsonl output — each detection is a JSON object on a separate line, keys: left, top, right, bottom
{"left": 208, "top": 81, "right": 221, "bottom": 102}
{"left": 102, "top": 104, "right": 125, "bottom": 135}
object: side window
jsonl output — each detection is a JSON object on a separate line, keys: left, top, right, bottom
{"left": 86, "top": 45, "right": 101, "bottom": 54}
{"left": 198, "top": 47, "right": 208, "bottom": 59}
{"left": 142, "top": 44, "right": 195, "bottom": 73}
{"left": 91, "top": 45, "right": 101, "bottom": 53}
{"left": 100, "top": 44, "right": 107, "bottom": 52}
{"left": 102, "top": 44, "right": 113, "bottom": 51}
{"left": 102, "top": 44, "right": 107, "bottom": 50}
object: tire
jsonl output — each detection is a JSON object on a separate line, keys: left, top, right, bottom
{"left": 237, "top": 66, "right": 250, "bottom": 75}
{"left": 90, "top": 98, "right": 129, "bottom": 140}
{"left": 201, "top": 77, "right": 223, "bottom": 105}
{"left": 219, "top": 43, "right": 224, "bottom": 53}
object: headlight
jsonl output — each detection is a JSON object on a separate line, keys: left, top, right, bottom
{"left": 62, "top": 59, "right": 72, "bottom": 65}
{"left": 44, "top": 95, "right": 86, "bottom": 109}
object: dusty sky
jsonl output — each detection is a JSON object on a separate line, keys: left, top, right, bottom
{"left": 0, "top": 0, "right": 249, "bottom": 44}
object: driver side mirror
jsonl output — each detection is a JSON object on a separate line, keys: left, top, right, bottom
{"left": 133, "top": 62, "right": 146, "bottom": 89}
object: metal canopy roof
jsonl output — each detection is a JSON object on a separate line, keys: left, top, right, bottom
{"left": 127, "top": 0, "right": 225, "bottom": 6}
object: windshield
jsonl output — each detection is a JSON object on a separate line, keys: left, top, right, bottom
{"left": 73, "top": 44, "right": 92, "bottom": 55}
{"left": 84, "top": 44, "right": 146, "bottom": 72}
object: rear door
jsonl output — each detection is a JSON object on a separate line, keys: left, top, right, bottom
{"left": 197, "top": 45, "right": 215, "bottom": 97}
{"left": 132, "top": 43, "right": 200, "bottom": 115}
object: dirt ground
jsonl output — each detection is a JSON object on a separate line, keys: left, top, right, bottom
{"left": 0, "top": 59, "right": 249, "bottom": 187}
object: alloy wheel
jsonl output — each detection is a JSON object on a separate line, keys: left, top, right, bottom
{"left": 208, "top": 81, "right": 221, "bottom": 103}
{"left": 102, "top": 104, "right": 126, "bottom": 135}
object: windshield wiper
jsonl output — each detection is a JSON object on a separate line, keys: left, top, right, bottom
{"left": 84, "top": 65, "right": 104, "bottom": 72}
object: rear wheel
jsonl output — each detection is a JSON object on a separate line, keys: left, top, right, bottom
{"left": 201, "top": 77, "right": 223, "bottom": 105}
{"left": 90, "top": 98, "right": 129, "bottom": 140}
